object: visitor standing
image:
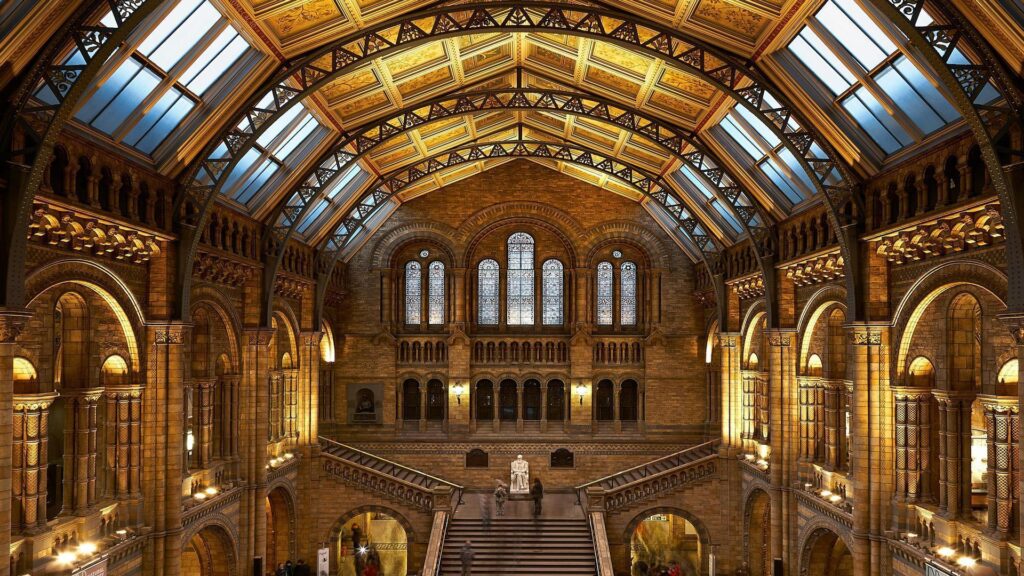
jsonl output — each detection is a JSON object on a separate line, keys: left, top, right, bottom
{"left": 531, "top": 478, "right": 544, "bottom": 517}
{"left": 294, "top": 559, "right": 311, "bottom": 576}
{"left": 460, "top": 540, "right": 475, "bottom": 576}
{"left": 493, "top": 481, "right": 507, "bottom": 517}
{"left": 478, "top": 492, "right": 492, "bottom": 530}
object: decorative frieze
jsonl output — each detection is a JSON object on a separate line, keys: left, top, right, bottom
{"left": 871, "top": 201, "right": 1003, "bottom": 264}
{"left": 193, "top": 251, "right": 257, "bottom": 288}
{"left": 28, "top": 201, "right": 161, "bottom": 263}
{"left": 780, "top": 249, "right": 844, "bottom": 287}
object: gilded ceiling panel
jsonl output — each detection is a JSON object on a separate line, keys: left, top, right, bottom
{"left": 395, "top": 66, "right": 455, "bottom": 98}
{"left": 321, "top": 67, "right": 382, "bottom": 104}
{"left": 589, "top": 41, "right": 653, "bottom": 79}
{"left": 462, "top": 45, "right": 513, "bottom": 76}
{"left": 383, "top": 42, "right": 450, "bottom": 79}
{"left": 263, "top": 0, "right": 344, "bottom": 39}
{"left": 335, "top": 90, "right": 393, "bottom": 121}
{"left": 688, "top": 0, "right": 773, "bottom": 42}
{"left": 582, "top": 66, "right": 642, "bottom": 100}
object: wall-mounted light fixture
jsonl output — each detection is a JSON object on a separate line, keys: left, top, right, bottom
{"left": 186, "top": 429, "right": 195, "bottom": 454}
{"left": 576, "top": 383, "right": 587, "bottom": 405}
{"left": 453, "top": 383, "right": 464, "bottom": 405}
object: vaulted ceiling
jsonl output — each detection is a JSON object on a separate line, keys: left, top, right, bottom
{"left": 7, "top": 0, "right": 1017, "bottom": 265}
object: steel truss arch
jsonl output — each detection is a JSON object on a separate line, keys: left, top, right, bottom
{"left": 0, "top": 0, "right": 165, "bottom": 309}
{"left": 172, "top": 0, "right": 859, "bottom": 322}
{"left": 311, "top": 139, "right": 721, "bottom": 321}
{"left": 865, "top": 0, "right": 1024, "bottom": 312}
{"left": 260, "top": 88, "right": 777, "bottom": 325}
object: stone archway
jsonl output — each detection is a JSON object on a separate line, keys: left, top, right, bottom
{"left": 183, "top": 523, "right": 237, "bottom": 576}
{"left": 328, "top": 506, "right": 415, "bottom": 576}
{"left": 800, "top": 527, "right": 853, "bottom": 576}
{"left": 744, "top": 489, "right": 771, "bottom": 576}
{"left": 624, "top": 507, "right": 711, "bottom": 576}
{"left": 266, "top": 485, "right": 296, "bottom": 571}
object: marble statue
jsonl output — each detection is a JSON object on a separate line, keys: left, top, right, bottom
{"left": 510, "top": 455, "right": 530, "bottom": 493}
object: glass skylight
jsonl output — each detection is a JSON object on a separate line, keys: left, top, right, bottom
{"left": 786, "top": 0, "right": 961, "bottom": 155}
{"left": 69, "top": 0, "right": 252, "bottom": 155}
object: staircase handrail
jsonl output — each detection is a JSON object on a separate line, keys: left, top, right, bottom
{"left": 422, "top": 487, "right": 460, "bottom": 576}
{"left": 319, "top": 436, "right": 462, "bottom": 489}
{"left": 574, "top": 440, "right": 718, "bottom": 491}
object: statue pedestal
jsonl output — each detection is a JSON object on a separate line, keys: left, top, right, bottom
{"left": 508, "top": 492, "right": 533, "bottom": 501}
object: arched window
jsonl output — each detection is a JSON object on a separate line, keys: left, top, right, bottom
{"left": 596, "top": 261, "right": 613, "bottom": 325}
{"left": 507, "top": 233, "right": 535, "bottom": 325}
{"left": 428, "top": 261, "right": 445, "bottom": 325}
{"left": 478, "top": 259, "right": 499, "bottom": 325}
{"left": 405, "top": 261, "right": 421, "bottom": 324}
{"left": 542, "top": 259, "right": 563, "bottom": 325}
{"left": 620, "top": 261, "right": 637, "bottom": 326}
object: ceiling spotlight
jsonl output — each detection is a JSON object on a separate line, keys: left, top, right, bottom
{"left": 956, "top": 557, "right": 976, "bottom": 568}
{"left": 936, "top": 547, "right": 955, "bottom": 558}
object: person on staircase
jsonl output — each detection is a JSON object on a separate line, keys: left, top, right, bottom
{"left": 494, "top": 481, "right": 508, "bottom": 517}
{"left": 460, "top": 540, "right": 475, "bottom": 576}
{"left": 531, "top": 477, "right": 544, "bottom": 517}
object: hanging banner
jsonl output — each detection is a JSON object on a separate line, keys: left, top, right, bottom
{"left": 317, "top": 547, "right": 330, "bottom": 576}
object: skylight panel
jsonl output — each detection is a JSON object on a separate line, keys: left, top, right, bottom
{"left": 140, "top": 0, "right": 218, "bottom": 70}
{"left": 276, "top": 114, "right": 319, "bottom": 159}
{"left": 790, "top": 29, "right": 855, "bottom": 94}
{"left": 679, "top": 166, "right": 716, "bottom": 201}
{"left": 841, "top": 89, "right": 912, "bottom": 154}
{"left": 721, "top": 115, "right": 762, "bottom": 159}
{"left": 876, "top": 58, "right": 959, "bottom": 133}
{"left": 734, "top": 106, "right": 780, "bottom": 148}
{"left": 68, "top": 0, "right": 255, "bottom": 157}
{"left": 298, "top": 200, "right": 331, "bottom": 234}
{"left": 257, "top": 105, "right": 305, "bottom": 149}
{"left": 817, "top": 0, "right": 894, "bottom": 70}
{"left": 181, "top": 28, "right": 248, "bottom": 95}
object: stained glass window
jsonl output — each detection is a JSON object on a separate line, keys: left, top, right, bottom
{"left": 405, "top": 261, "right": 421, "bottom": 325}
{"left": 478, "top": 259, "right": 499, "bottom": 325}
{"left": 596, "top": 261, "right": 613, "bottom": 326}
{"left": 507, "top": 233, "right": 535, "bottom": 325}
{"left": 542, "top": 259, "right": 564, "bottom": 326}
{"left": 621, "top": 262, "right": 637, "bottom": 326}
{"left": 428, "top": 261, "right": 445, "bottom": 325}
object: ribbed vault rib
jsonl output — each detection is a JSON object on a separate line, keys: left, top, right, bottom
{"left": 257, "top": 85, "right": 781, "bottom": 323}
{"left": 171, "top": 1, "right": 860, "bottom": 323}
{"left": 311, "top": 138, "right": 720, "bottom": 321}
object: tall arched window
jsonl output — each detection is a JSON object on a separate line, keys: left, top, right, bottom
{"left": 478, "top": 259, "right": 499, "bottom": 325}
{"left": 621, "top": 261, "right": 637, "bottom": 326}
{"left": 405, "top": 261, "right": 421, "bottom": 324}
{"left": 542, "top": 259, "right": 563, "bottom": 325}
{"left": 507, "top": 233, "right": 535, "bottom": 325}
{"left": 428, "top": 261, "right": 445, "bottom": 325}
{"left": 596, "top": 261, "right": 613, "bottom": 325}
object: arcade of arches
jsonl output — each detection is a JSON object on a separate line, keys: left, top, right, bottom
{"left": 1, "top": 1, "right": 1024, "bottom": 575}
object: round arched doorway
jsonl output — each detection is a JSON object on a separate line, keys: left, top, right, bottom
{"left": 336, "top": 510, "right": 408, "bottom": 576}
{"left": 182, "top": 524, "right": 236, "bottom": 576}
{"left": 802, "top": 528, "right": 853, "bottom": 576}
{"left": 745, "top": 490, "right": 771, "bottom": 576}
{"left": 630, "top": 512, "right": 702, "bottom": 576}
{"left": 266, "top": 487, "right": 295, "bottom": 571}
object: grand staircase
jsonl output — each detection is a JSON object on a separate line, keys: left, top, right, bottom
{"left": 439, "top": 514, "right": 597, "bottom": 575}
{"left": 320, "top": 437, "right": 457, "bottom": 490}
{"left": 577, "top": 440, "right": 719, "bottom": 492}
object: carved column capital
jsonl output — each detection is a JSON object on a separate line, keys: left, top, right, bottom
{"left": 245, "top": 327, "right": 275, "bottom": 347}
{"left": 300, "top": 330, "right": 324, "bottom": 347}
{"left": 0, "top": 309, "right": 31, "bottom": 343}
{"left": 12, "top": 391, "right": 59, "bottom": 411}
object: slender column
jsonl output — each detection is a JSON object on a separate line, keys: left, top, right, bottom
{"left": 797, "top": 377, "right": 815, "bottom": 464}
{"left": 396, "top": 383, "right": 404, "bottom": 431}
{"left": 104, "top": 386, "right": 144, "bottom": 505}
{"left": 419, "top": 384, "right": 427, "bottom": 431}
{"left": 298, "top": 331, "right": 322, "bottom": 446}
{"left": 613, "top": 381, "right": 621, "bottom": 433}
{"left": 892, "top": 388, "right": 931, "bottom": 504}
{"left": 453, "top": 268, "right": 467, "bottom": 327}
{"left": 814, "top": 382, "right": 826, "bottom": 462}
{"left": 379, "top": 269, "right": 393, "bottom": 328}
{"left": 516, "top": 382, "right": 524, "bottom": 432}
{"left": 824, "top": 383, "right": 840, "bottom": 470}
{"left": 65, "top": 388, "right": 102, "bottom": 514}
{"left": 767, "top": 330, "right": 797, "bottom": 571}
{"left": 719, "top": 334, "right": 741, "bottom": 449}
{"left": 0, "top": 310, "right": 30, "bottom": 576}
{"left": 934, "top": 391, "right": 972, "bottom": 518}
{"left": 196, "top": 378, "right": 215, "bottom": 467}
{"left": 492, "top": 385, "right": 500, "bottom": 432}
{"left": 741, "top": 369, "right": 755, "bottom": 452}
{"left": 540, "top": 384, "right": 548, "bottom": 433}
{"left": 12, "top": 392, "right": 58, "bottom": 533}
{"left": 980, "top": 396, "right": 1018, "bottom": 535}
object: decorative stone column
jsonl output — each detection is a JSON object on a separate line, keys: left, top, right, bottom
{"left": 193, "top": 378, "right": 215, "bottom": 468}
{"left": 979, "top": 395, "right": 1018, "bottom": 535}
{"left": 65, "top": 387, "right": 102, "bottom": 515}
{"left": 798, "top": 376, "right": 816, "bottom": 464}
{"left": 824, "top": 381, "right": 841, "bottom": 470}
{"left": 613, "top": 380, "right": 621, "bottom": 433}
{"left": 217, "top": 374, "right": 241, "bottom": 460}
{"left": 12, "top": 392, "right": 58, "bottom": 533}
{"left": 103, "top": 385, "right": 143, "bottom": 525}
{"left": 298, "top": 331, "right": 322, "bottom": 446}
{"left": 516, "top": 382, "right": 524, "bottom": 432}
{"left": 419, "top": 383, "right": 428, "bottom": 432}
{"left": 719, "top": 333, "right": 742, "bottom": 449}
{"left": 934, "top": 391, "right": 972, "bottom": 518}
{"left": 741, "top": 369, "right": 756, "bottom": 453}
{"left": 540, "top": 384, "right": 548, "bottom": 433}
{"left": 892, "top": 388, "right": 931, "bottom": 506}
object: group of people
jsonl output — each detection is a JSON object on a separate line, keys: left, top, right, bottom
{"left": 460, "top": 477, "right": 545, "bottom": 575}
{"left": 632, "top": 560, "right": 684, "bottom": 576}
{"left": 272, "top": 559, "right": 313, "bottom": 576}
